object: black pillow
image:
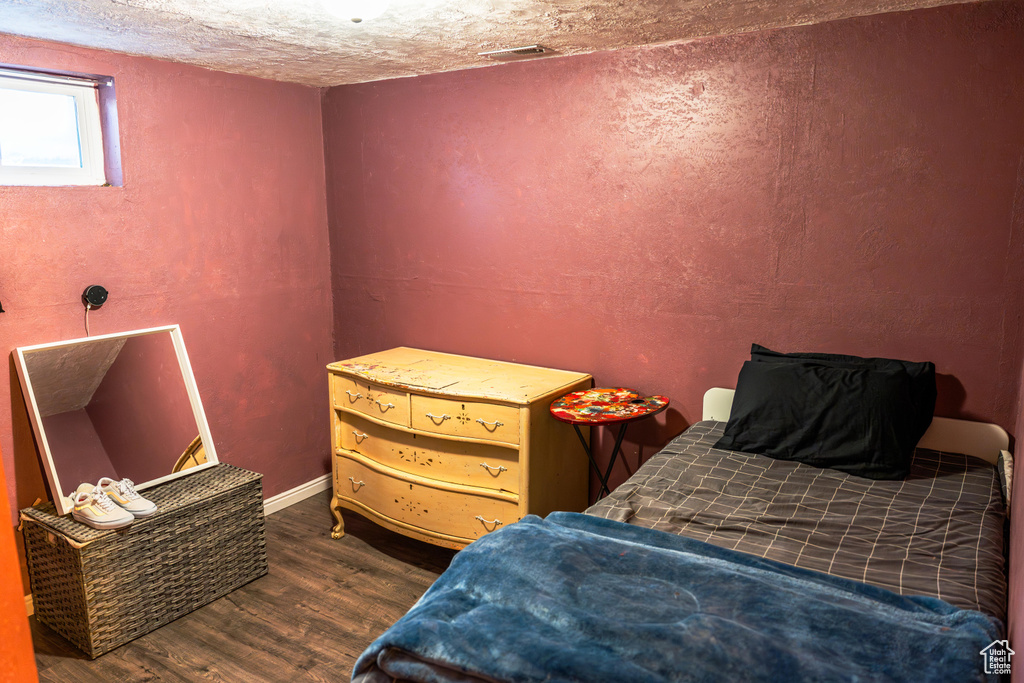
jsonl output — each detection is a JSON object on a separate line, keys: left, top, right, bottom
{"left": 749, "top": 344, "right": 936, "bottom": 438}
{"left": 714, "top": 348, "right": 937, "bottom": 480}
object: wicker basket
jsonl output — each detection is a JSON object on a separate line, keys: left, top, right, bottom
{"left": 20, "top": 464, "right": 268, "bottom": 658}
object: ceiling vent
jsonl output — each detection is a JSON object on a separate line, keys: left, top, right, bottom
{"left": 478, "top": 45, "right": 555, "bottom": 61}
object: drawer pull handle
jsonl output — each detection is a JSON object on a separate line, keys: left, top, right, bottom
{"left": 479, "top": 462, "right": 508, "bottom": 474}
{"left": 348, "top": 477, "right": 365, "bottom": 490}
{"left": 476, "top": 418, "right": 504, "bottom": 429}
{"left": 352, "top": 431, "right": 369, "bottom": 444}
{"left": 375, "top": 400, "right": 396, "bottom": 411}
{"left": 345, "top": 390, "right": 363, "bottom": 400}
{"left": 475, "top": 515, "right": 503, "bottom": 530}
{"left": 425, "top": 412, "right": 451, "bottom": 423}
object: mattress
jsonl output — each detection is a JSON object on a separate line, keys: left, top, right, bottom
{"left": 586, "top": 421, "right": 1007, "bottom": 621}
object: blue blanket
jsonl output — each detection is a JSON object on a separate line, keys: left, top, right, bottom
{"left": 353, "top": 513, "right": 1001, "bottom": 682}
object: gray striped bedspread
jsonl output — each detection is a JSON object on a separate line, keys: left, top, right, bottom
{"left": 586, "top": 421, "right": 1007, "bottom": 622}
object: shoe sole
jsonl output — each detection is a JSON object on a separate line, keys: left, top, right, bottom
{"left": 71, "top": 513, "right": 134, "bottom": 529}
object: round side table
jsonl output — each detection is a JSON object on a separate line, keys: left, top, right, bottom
{"left": 550, "top": 387, "right": 669, "bottom": 501}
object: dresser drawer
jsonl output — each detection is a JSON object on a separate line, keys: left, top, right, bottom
{"left": 332, "top": 374, "right": 410, "bottom": 427}
{"left": 410, "top": 395, "right": 520, "bottom": 445}
{"left": 337, "top": 414, "right": 519, "bottom": 493}
{"left": 335, "top": 456, "right": 518, "bottom": 542}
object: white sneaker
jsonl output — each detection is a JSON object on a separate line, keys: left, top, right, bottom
{"left": 71, "top": 489, "right": 135, "bottom": 529}
{"left": 66, "top": 481, "right": 98, "bottom": 514}
{"left": 97, "top": 477, "right": 157, "bottom": 518}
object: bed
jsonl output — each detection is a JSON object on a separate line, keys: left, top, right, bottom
{"left": 351, "top": 348, "right": 1011, "bottom": 683}
{"left": 588, "top": 406, "right": 1008, "bottom": 622}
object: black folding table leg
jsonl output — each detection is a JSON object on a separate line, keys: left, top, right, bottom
{"left": 572, "top": 424, "right": 603, "bottom": 481}
{"left": 598, "top": 423, "right": 629, "bottom": 498}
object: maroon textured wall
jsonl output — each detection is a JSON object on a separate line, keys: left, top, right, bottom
{"left": 323, "top": 1, "right": 1024, "bottom": 488}
{"left": 40, "top": 410, "right": 113, "bottom": 493}
{"left": 0, "top": 36, "right": 333, "bottom": 534}
{"left": 87, "top": 332, "right": 198, "bottom": 484}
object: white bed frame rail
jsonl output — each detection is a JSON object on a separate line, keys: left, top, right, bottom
{"left": 702, "top": 388, "right": 1010, "bottom": 465}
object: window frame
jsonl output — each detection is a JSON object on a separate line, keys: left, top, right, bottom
{"left": 0, "top": 70, "right": 107, "bottom": 187}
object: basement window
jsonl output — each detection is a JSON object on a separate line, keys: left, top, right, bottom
{"left": 0, "top": 66, "right": 115, "bottom": 186}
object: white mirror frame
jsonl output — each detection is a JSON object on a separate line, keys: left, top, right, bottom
{"left": 15, "top": 324, "right": 219, "bottom": 515}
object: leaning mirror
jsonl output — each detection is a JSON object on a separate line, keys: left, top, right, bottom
{"left": 15, "top": 324, "right": 218, "bottom": 516}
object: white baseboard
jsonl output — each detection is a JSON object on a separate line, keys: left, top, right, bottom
{"left": 22, "top": 475, "right": 332, "bottom": 616}
{"left": 263, "top": 474, "right": 331, "bottom": 516}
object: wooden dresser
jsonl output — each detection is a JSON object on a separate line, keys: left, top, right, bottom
{"left": 328, "top": 347, "right": 592, "bottom": 549}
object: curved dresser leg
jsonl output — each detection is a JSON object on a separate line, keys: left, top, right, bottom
{"left": 330, "top": 494, "right": 345, "bottom": 539}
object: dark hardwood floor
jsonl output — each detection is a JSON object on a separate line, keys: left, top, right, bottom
{"left": 31, "top": 490, "right": 456, "bottom": 682}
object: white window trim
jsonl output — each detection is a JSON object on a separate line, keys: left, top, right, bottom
{"left": 0, "top": 71, "right": 107, "bottom": 187}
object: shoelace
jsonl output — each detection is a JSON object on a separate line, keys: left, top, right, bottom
{"left": 114, "top": 478, "right": 141, "bottom": 501}
{"left": 85, "top": 491, "right": 120, "bottom": 514}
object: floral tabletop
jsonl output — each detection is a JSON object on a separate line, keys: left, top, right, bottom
{"left": 549, "top": 387, "right": 669, "bottom": 425}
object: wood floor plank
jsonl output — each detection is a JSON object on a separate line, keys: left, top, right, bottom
{"left": 30, "top": 490, "right": 455, "bottom": 682}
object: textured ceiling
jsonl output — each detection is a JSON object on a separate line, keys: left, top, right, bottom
{"left": 0, "top": 0, "right": 976, "bottom": 86}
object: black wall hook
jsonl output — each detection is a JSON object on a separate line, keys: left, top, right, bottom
{"left": 82, "top": 285, "right": 108, "bottom": 309}
{"left": 0, "top": 299, "right": 5, "bottom": 313}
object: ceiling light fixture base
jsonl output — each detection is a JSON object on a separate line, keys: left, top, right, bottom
{"left": 323, "top": 0, "right": 390, "bottom": 23}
